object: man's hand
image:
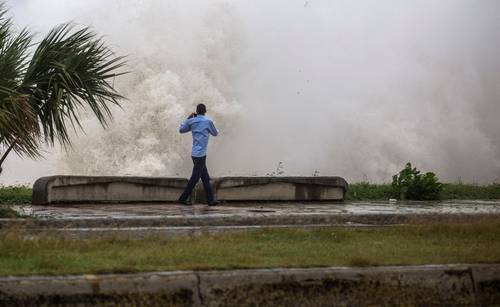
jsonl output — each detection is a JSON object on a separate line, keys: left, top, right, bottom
{"left": 188, "top": 113, "right": 197, "bottom": 119}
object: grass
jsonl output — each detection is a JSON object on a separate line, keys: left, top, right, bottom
{"left": 0, "top": 185, "right": 31, "bottom": 218}
{"left": 441, "top": 183, "right": 500, "bottom": 200}
{"left": 0, "top": 221, "right": 499, "bottom": 276}
{"left": 345, "top": 182, "right": 394, "bottom": 200}
{"left": 0, "top": 185, "right": 31, "bottom": 204}
{"left": 346, "top": 182, "right": 500, "bottom": 201}
{"left": 0, "top": 206, "right": 20, "bottom": 218}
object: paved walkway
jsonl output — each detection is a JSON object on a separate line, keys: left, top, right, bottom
{"left": 20, "top": 200, "right": 500, "bottom": 220}
{"left": 0, "top": 201, "right": 500, "bottom": 236}
{"left": 3, "top": 200, "right": 500, "bottom": 237}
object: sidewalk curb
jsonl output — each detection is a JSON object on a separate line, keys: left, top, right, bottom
{"left": 2, "top": 213, "right": 499, "bottom": 229}
{"left": 0, "top": 264, "right": 498, "bottom": 306}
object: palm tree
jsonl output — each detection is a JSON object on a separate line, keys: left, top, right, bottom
{"left": 0, "top": 4, "right": 126, "bottom": 174}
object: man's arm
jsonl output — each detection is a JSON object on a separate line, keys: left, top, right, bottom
{"left": 179, "top": 120, "right": 191, "bottom": 133}
{"left": 208, "top": 120, "right": 219, "bottom": 136}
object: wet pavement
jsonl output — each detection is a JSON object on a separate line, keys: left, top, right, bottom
{"left": 3, "top": 200, "right": 500, "bottom": 236}
{"left": 17, "top": 200, "right": 500, "bottom": 220}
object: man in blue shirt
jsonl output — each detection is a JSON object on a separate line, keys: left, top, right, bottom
{"left": 178, "top": 103, "right": 219, "bottom": 206}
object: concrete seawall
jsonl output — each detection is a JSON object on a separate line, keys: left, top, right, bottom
{"left": 32, "top": 176, "right": 188, "bottom": 205}
{"left": 214, "top": 177, "right": 347, "bottom": 201}
{"left": 32, "top": 176, "right": 348, "bottom": 205}
{"left": 0, "top": 264, "right": 498, "bottom": 306}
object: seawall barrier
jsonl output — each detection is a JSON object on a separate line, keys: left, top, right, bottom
{"left": 32, "top": 176, "right": 348, "bottom": 205}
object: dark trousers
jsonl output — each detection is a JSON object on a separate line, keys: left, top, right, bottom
{"left": 179, "top": 156, "right": 215, "bottom": 203}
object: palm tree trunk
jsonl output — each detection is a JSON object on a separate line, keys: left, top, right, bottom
{"left": 0, "top": 142, "right": 15, "bottom": 174}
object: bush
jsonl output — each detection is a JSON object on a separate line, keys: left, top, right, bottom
{"left": 441, "top": 183, "right": 500, "bottom": 200}
{"left": 392, "top": 163, "right": 442, "bottom": 200}
{"left": 345, "top": 182, "right": 393, "bottom": 201}
{"left": 0, "top": 185, "right": 32, "bottom": 204}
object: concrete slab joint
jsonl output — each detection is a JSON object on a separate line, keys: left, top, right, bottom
{"left": 471, "top": 264, "right": 500, "bottom": 306}
{"left": 32, "top": 176, "right": 349, "bottom": 205}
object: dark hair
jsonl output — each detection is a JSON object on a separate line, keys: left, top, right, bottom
{"left": 196, "top": 103, "right": 206, "bottom": 115}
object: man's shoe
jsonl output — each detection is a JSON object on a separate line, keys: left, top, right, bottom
{"left": 178, "top": 199, "right": 192, "bottom": 206}
{"left": 208, "top": 200, "right": 219, "bottom": 206}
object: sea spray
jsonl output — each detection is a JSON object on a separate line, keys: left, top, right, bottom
{"left": 6, "top": 0, "right": 500, "bottom": 183}
{"left": 55, "top": 2, "right": 242, "bottom": 177}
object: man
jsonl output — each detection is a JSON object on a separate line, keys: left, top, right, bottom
{"left": 178, "top": 103, "right": 219, "bottom": 206}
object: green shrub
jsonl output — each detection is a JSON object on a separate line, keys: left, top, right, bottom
{"left": 0, "top": 185, "right": 32, "bottom": 204}
{"left": 345, "top": 182, "right": 393, "bottom": 201}
{"left": 392, "top": 163, "right": 442, "bottom": 200}
{"left": 346, "top": 180, "right": 499, "bottom": 201}
{"left": 441, "top": 183, "right": 500, "bottom": 200}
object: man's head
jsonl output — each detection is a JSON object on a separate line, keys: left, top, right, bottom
{"left": 196, "top": 103, "right": 206, "bottom": 115}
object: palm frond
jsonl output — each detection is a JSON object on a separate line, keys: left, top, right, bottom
{"left": 0, "top": 3, "right": 39, "bottom": 157}
{"left": 0, "top": 94, "right": 39, "bottom": 158}
{"left": 22, "top": 23, "right": 127, "bottom": 147}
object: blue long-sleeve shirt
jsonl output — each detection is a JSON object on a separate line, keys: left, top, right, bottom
{"left": 179, "top": 115, "right": 218, "bottom": 157}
